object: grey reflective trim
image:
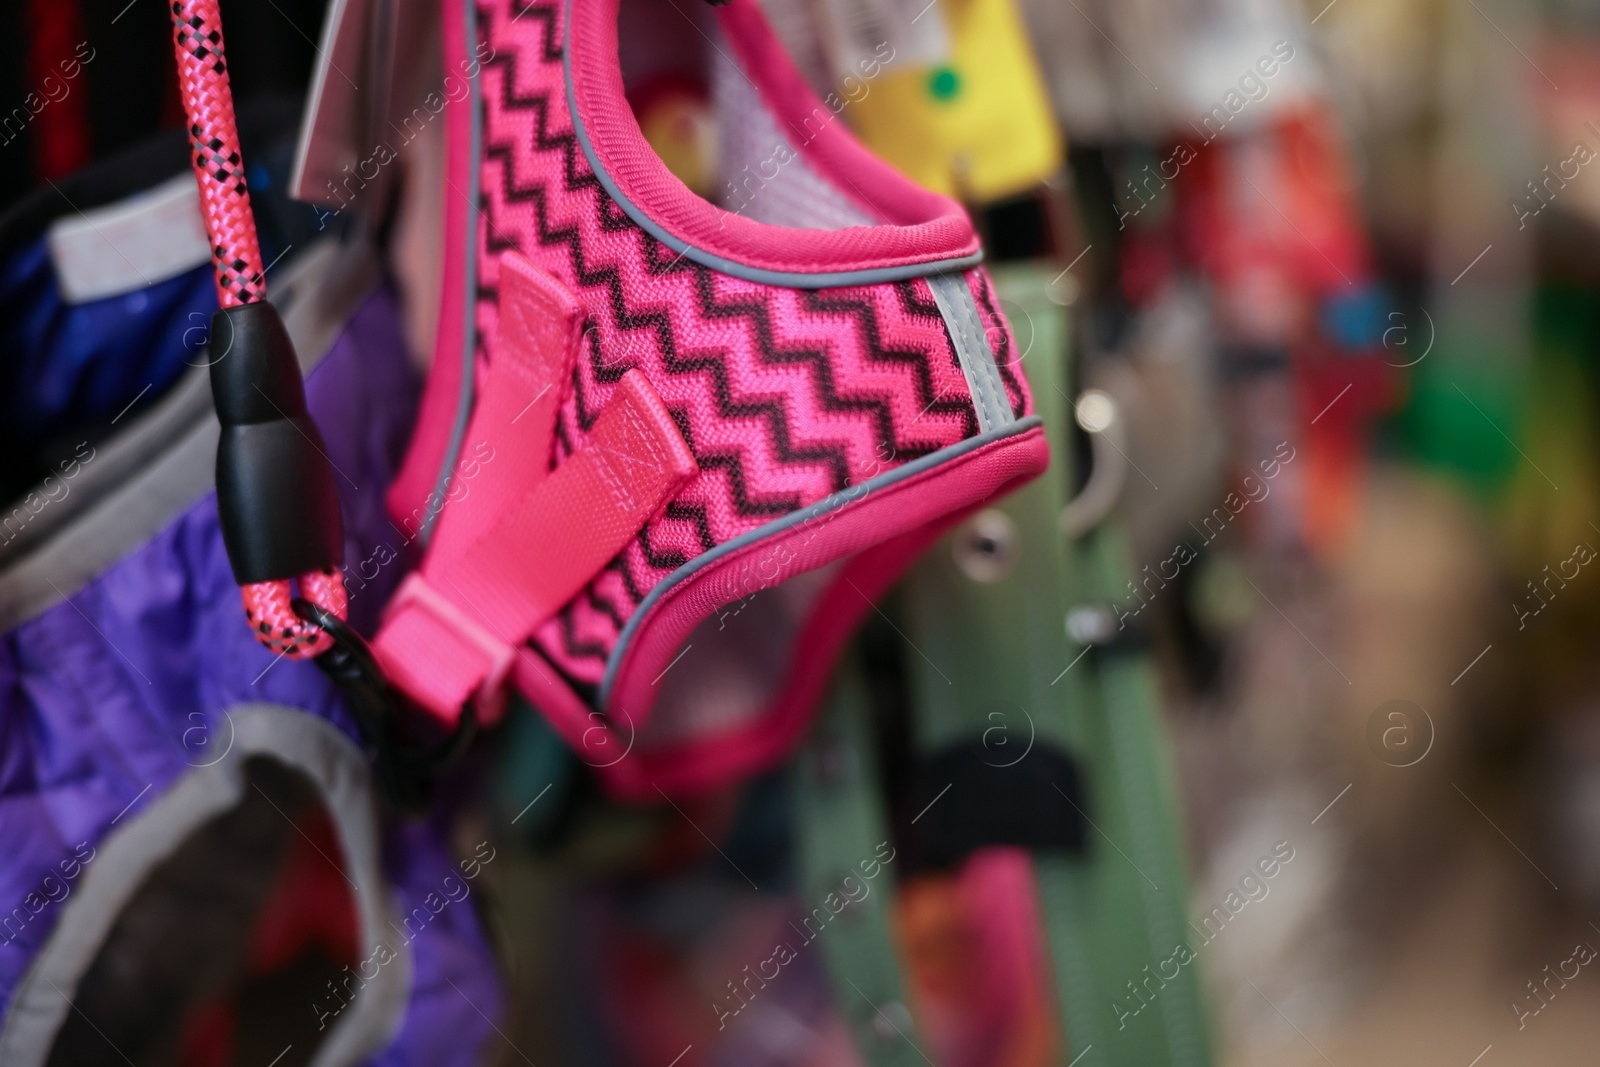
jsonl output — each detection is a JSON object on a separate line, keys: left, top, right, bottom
{"left": 0, "top": 416, "right": 216, "bottom": 632}
{"left": 0, "top": 705, "right": 409, "bottom": 1067}
{"left": 926, "top": 271, "right": 1012, "bottom": 432}
{"left": 598, "top": 415, "right": 1044, "bottom": 702}
{"left": 0, "top": 363, "right": 212, "bottom": 568}
{"left": 0, "top": 239, "right": 381, "bottom": 630}
{"left": 560, "top": 0, "right": 982, "bottom": 289}
{"left": 419, "top": 0, "right": 486, "bottom": 546}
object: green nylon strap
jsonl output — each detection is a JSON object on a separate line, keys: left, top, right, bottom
{"left": 803, "top": 262, "right": 1212, "bottom": 1066}
{"left": 794, "top": 655, "right": 930, "bottom": 1067}
{"left": 1024, "top": 532, "right": 1211, "bottom": 1067}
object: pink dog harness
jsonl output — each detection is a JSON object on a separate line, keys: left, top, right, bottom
{"left": 377, "top": 0, "right": 1049, "bottom": 798}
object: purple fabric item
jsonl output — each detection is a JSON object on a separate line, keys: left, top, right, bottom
{"left": 370, "top": 821, "right": 506, "bottom": 1067}
{"left": 0, "top": 286, "right": 502, "bottom": 1063}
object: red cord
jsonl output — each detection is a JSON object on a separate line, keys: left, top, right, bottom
{"left": 170, "top": 0, "right": 344, "bottom": 657}
{"left": 26, "top": 0, "right": 91, "bottom": 180}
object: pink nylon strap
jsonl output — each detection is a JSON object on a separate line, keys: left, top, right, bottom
{"left": 373, "top": 256, "right": 697, "bottom": 723}
{"left": 430, "top": 254, "right": 581, "bottom": 559}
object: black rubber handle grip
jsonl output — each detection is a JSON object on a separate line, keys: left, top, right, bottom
{"left": 209, "top": 302, "right": 345, "bottom": 584}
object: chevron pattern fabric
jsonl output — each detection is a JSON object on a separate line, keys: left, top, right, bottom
{"left": 472, "top": 0, "right": 1033, "bottom": 689}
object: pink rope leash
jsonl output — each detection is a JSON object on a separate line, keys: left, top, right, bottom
{"left": 170, "top": 0, "right": 344, "bottom": 657}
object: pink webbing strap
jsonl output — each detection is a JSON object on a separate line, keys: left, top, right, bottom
{"left": 372, "top": 256, "right": 698, "bottom": 723}
{"left": 429, "top": 254, "right": 581, "bottom": 559}
{"left": 170, "top": 0, "right": 345, "bottom": 657}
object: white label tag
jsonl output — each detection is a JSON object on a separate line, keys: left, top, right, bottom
{"left": 816, "top": 0, "right": 950, "bottom": 84}
{"left": 47, "top": 174, "right": 212, "bottom": 304}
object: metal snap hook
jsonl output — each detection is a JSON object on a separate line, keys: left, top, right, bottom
{"left": 1060, "top": 389, "right": 1129, "bottom": 538}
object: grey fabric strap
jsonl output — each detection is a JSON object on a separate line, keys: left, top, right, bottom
{"left": 925, "top": 271, "right": 1013, "bottom": 432}
{"left": 0, "top": 237, "right": 381, "bottom": 631}
{"left": 0, "top": 705, "right": 409, "bottom": 1067}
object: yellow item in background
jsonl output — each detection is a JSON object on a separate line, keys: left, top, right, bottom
{"left": 847, "top": 0, "right": 1062, "bottom": 202}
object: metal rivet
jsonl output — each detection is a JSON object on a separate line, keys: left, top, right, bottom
{"left": 871, "top": 1000, "right": 913, "bottom": 1040}
{"left": 1065, "top": 603, "right": 1118, "bottom": 646}
{"left": 1075, "top": 389, "right": 1116, "bottom": 434}
{"left": 1048, "top": 271, "right": 1081, "bottom": 306}
{"left": 952, "top": 508, "right": 1019, "bottom": 583}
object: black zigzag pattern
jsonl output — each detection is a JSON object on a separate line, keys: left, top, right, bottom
{"left": 809, "top": 285, "right": 979, "bottom": 446}
{"left": 893, "top": 277, "right": 970, "bottom": 382}
{"left": 666, "top": 500, "right": 718, "bottom": 554}
{"left": 479, "top": 51, "right": 975, "bottom": 510}
{"left": 668, "top": 403, "right": 799, "bottom": 520}
{"left": 604, "top": 554, "right": 645, "bottom": 603}
{"left": 477, "top": 4, "right": 987, "bottom": 668}
{"left": 896, "top": 276, "right": 944, "bottom": 319}
{"left": 541, "top": 622, "right": 602, "bottom": 704}
{"left": 502, "top": 1, "right": 564, "bottom": 64}
{"left": 688, "top": 269, "right": 957, "bottom": 475}
{"left": 558, "top": 608, "right": 610, "bottom": 662}
{"left": 584, "top": 585, "right": 627, "bottom": 630}
{"left": 484, "top": 181, "right": 838, "bottom": 515}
